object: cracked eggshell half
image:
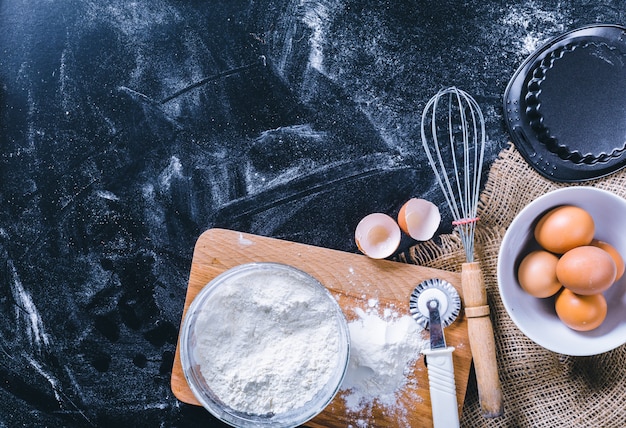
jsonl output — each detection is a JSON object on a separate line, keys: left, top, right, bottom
{"left": 355, "top": 213, "right": 401, "bottom": 259}
{"left": 397, "top": 198, "right": 441, "bottom": 241}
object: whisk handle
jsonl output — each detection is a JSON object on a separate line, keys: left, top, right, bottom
{"left": 461, "top": 261, "right": 504, "bottom": 418}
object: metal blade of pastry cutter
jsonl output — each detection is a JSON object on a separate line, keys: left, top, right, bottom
{"left": 409, "top": 278, "right": 461, "bottom": 331}
{"left": 427, "top": 298, "right": 447, "bottom": 349}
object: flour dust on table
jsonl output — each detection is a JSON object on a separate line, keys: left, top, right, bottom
{"left": 340, "top": 299, "right": 428, "bottom": 427}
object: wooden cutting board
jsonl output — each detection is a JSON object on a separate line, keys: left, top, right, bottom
{"left": 171, "top": 228, "right": 472, "bottom": 427}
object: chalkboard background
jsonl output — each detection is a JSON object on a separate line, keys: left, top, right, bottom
{"left": 0, "top": 1, "right": 623, "bottom": 426}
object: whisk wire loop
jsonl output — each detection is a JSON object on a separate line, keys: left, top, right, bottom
{"left": 420, "top": 87, "right": 486, "bottom": 262}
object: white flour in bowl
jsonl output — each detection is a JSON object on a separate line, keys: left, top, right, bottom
{"left": 192, "top": 268, "right": 344, "bottom": 415}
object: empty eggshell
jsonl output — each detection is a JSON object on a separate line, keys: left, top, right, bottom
{"left": 355, "top": 213, "right": 401, "bottom": 259}
{"left": 397, "top": 198, "right": 441, "bottom": 241}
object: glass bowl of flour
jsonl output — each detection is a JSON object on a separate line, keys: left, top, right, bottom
{"left": 179, "top": 262, "right": 350, "bottom": 428}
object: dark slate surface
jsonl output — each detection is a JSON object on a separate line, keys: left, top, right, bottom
{"left": 0, "top": 1, "right": 623, "bottom": 426}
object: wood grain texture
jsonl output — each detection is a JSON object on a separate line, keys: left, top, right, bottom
{"left": 461, "top": 262, "right": 504, "bottom": 418}
{"left": 171, "top": 229, "right": 472, "bottom": 427}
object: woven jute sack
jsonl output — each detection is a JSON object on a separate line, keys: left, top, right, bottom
{"left": 403, "top": 143, "right": 626, "bottom": 428}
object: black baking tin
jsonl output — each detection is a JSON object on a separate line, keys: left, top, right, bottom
{"left": 503, "top": 24, "right": 626, "bottom": 182}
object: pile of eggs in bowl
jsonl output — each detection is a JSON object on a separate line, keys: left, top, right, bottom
{"left": 516, "top": 205, "right": 625, "bottom": 331}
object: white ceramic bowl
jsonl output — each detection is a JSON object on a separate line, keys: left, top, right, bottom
{"left": 498, "top": 187, "right": 626, "bottom": 356}
{"left": 179, "top": 262, "right": 350, "bottom": 428}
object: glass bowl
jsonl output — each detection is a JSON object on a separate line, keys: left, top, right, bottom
{"left": 179, "top": 262, "right": 350, "bottom": 428}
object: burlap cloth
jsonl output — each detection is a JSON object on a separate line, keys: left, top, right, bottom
{"left": 402, "top": 143, "right": 626, "bottom": 427}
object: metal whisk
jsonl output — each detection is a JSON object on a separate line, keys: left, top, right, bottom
{"left": 420, "top": 87, "right": 504, "bottom": 418}
{"left": 420, "top": 87, "right": 484, "bottom": 261}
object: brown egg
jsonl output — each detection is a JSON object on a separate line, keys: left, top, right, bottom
{"left": 555, "top": 288, "right": 607, "bottom": 331}
{"left": 517, "top": 250, "right": 562, "bottom": 298}
{"left": 556, "top": 246, "right": 616, "bottom": 295}
{"left": 534, "top": 205, "right": 595, "bottom": 254}
{"left": 590, "top": 239, "right": 625, "bottom": 282}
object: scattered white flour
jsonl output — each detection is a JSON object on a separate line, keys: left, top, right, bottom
{"left": 192, "top": 268, "right": 343, "bottom": 415}
{"left": 237, "top": 232, "right": 253, "bottom": 246}
{"left": 340, "top": 300, "right": 427, "bottom": 416}
{"left": 499, "top": 2, "right": 569, "bottom": 56}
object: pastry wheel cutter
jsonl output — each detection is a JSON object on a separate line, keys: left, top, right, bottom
{"left": 410, "top": 278, "right": 461, "bottom": 428}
